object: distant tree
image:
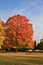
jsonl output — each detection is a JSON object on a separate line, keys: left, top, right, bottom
{"left": 36, "top": 39, "right": 43, "bottom": 50}
{"left": 33, "top": 40, "right": 36, "bottom": 50}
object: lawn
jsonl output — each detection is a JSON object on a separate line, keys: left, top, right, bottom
{"left": 0, "top": 52, "right": 43, "bottom": 65}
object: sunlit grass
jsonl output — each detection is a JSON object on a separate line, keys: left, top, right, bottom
{"left": 0, "top": 52, "right": 43, "bottom": 65}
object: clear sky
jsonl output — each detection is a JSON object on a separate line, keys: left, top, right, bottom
{"left": 0, "top": 0, "right": 43, "bottom": 43}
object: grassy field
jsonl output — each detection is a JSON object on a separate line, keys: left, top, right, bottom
{"left": 0, "top": 52, "right": 43, "bottom": 65}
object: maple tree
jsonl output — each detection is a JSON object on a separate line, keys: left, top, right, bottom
{"left": 2, "top": 15, "right": 34, "bottom": 49}
{"left": 0, "top": 20, "right": 5, "bottom": 48}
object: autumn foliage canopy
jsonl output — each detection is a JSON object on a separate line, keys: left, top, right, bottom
{"left": 0, "top": 15, "right": 34, "bottom": 49}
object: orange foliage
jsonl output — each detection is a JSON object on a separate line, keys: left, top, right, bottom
{"left": 2, "top": 15, "right": 34, "bottom": 49}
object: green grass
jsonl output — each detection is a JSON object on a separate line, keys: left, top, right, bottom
{"left": 0, "top": 53, "right": 43, "bottom": 65}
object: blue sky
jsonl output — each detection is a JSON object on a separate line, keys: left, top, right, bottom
{"left": 0, "top": 0, "right": 43, "bottom": 43}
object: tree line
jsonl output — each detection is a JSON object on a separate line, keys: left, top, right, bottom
{"left": 33, "top": 39, "right": 43, "bottom": 50}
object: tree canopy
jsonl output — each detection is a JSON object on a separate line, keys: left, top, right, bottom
{"left": 0, "top": 15, "right": 34, "bottom": 50}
